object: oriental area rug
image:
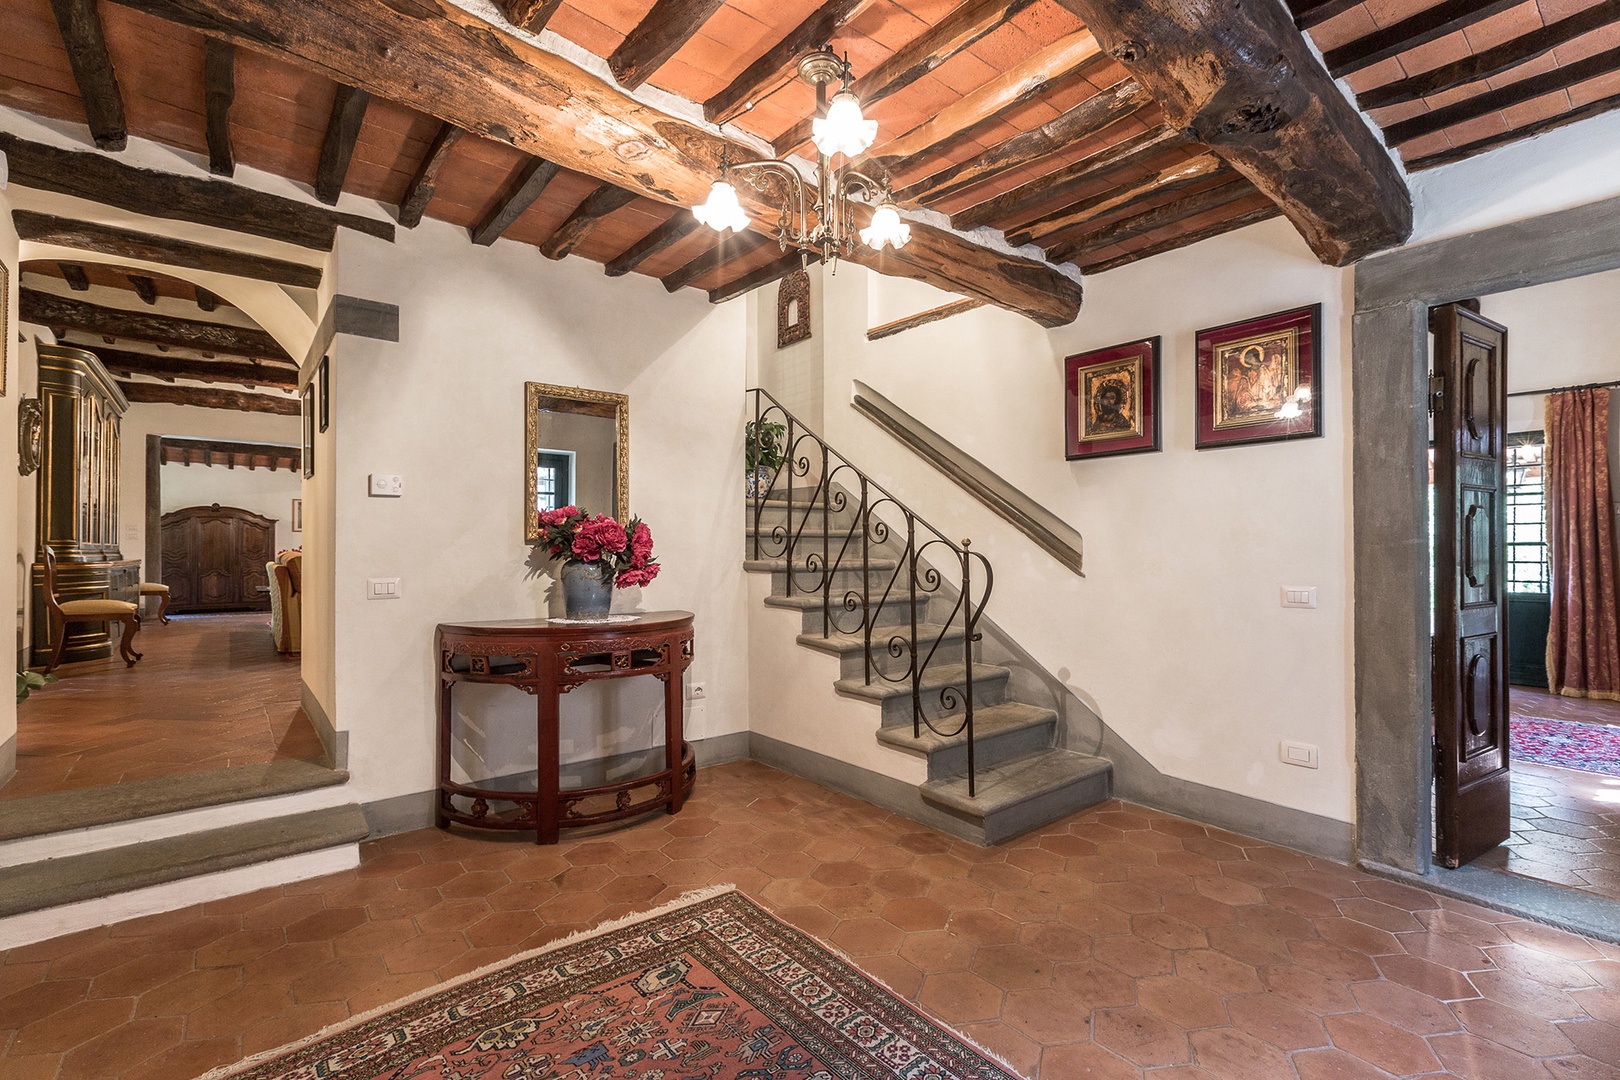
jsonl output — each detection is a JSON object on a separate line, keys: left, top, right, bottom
{"left": 1511, "top": 715, "right": 1620, "bottom": 779}
{"left": 198, "top": 885, "right": 1024, "bottom": 1080}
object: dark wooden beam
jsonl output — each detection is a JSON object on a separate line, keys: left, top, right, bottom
{"left": 499, "top": 0, "right": 563, "bottom": 32}
{"left": 471, "top": 156, "right": 559, "bottom": 246}
{"left": 604, "top": 213, "right": 700, "bottom": 277}
{"left": 1009, "top": 153, "right": 1227, "bottom": 246}
{"left": 397, "top": 122, "right": 462, "bottom": 228}
{"left": 705, "top": 0, "right": 874, "bottom": 124}
{"left": 13, "top": 211, "right": 324, "bottom": 288}
{"left": 1408, "top": 90, "right": 1620, "bottom": 171}
{"left": 127, "top": 274, "right": 158, "bottom": 304}
{"left": 103, "top": 0, "right": 1080, "bottom": 325}
{"left": 1079, "top": 205, "right": 1281, "bottom": 275}
{"left": 0, "top": 135, "right": 392, "bottom": 249}
{"left": 1291, "top": 0, "right": 1359, "bottom": 30}
{"left": 203, "top": 38, "right": 235, "bottom": 175}
{"left": 774, "top": 0, "right": 1040, "bottom": 153}
{"left": 195, "top": 285, "right": 219, "bottom": 311}
{"left": 314, "top": 84, "right": 371, "bottom": 205}
{"left": 21, "top": 289, "right": 294, "bottom": 361}
{"left": 161, "top": 436, "right": 300, "bottom": 470}
{"left": 47, "top": 0, "right": 127, "bottom": 151}
{"left": 707, "top": 250, "right": 814, "bottom": 305}
{"left": 1048, "top": 176, "right": 1255, "bottom": 262}
{"left": 608, "top": 0, "right": 727, "bottom": 91}
{"left": 867, "top": 299, "right": 984, "bottom": 340}
{"left": 898, "top": 80, "right": 1149, "bottom": 206}
{"left": 1324, "top": 0, "right": 1520, "bottom": 78}
{"left": 58, "top": 263, "right": 91, "bottom": 291}
{"left": 952, "top": 125, "right": 1184, "bottom": 230}
{"left": 1049, "top": 0, "right": 1411, "bottom": 265}
{"left": 118, "top": 381, "right": 300, "bottom": 414}
{"left": 540, "top": 184, "right": 640, "bottom": 260}
{"left": 663, "top": 232, "right": 773, "bottom": 292}
{"left": 93, "top": 346, "right": 297, "bottom": 388}
{"left": 1385, "top": 44, "right": 1620, "bottom": 147}
{"left": 1359, "top": 1, "right": 1620, "bottom": 110}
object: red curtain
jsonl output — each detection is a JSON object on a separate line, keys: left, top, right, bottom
{"left": 1545, "top": 388, "right": 1620, "bottom": 700}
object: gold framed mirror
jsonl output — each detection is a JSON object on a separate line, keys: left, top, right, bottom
{"left": 524, "top": 382, "right": 629, "bottom": 542}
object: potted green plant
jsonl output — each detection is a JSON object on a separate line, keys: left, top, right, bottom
{"left": 746, "top": 419, "right": 786, "bottom": 498}
{"left": 17, "top": 670, "right": 56, "bottom": 704}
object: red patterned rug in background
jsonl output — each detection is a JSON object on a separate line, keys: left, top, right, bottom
{"left": 1511, "top": 715, "right": 1620, "bottom": 778}
{"left": 199, "top": 886, "right": 1025, "bottom": 1080}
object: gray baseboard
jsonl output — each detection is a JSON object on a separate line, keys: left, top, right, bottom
{"left": 301, "top": 681, "right": 346, "bottom": 769}
{"left": 362, "top": 729, "right": 753, "bottom": 839}
{"left": 1362, "top": 859, "right": 1620, "bottom": 946}
{"left": 0, "top": 732, "right": 15, "bottom": 791}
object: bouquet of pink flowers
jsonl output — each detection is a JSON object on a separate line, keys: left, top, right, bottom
{"left": 535, "top": 506, "right": 660, "bottom": 588}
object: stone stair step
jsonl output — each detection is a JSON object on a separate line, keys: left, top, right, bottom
{"left": 875, "top": 701, "right": 1057, "bottom": 777}
{"left": 0, "top": 804, "right": 370, "bottom": 918}
{"left": 764, "top": 591, "right": 928, "bottom": 631}
{"left": 921, "top": 749, "right": 1112, "bottom": 844}
{"left": 797, "top": 623, "right": 970, "bottom": 678}
{"left": 835, "top": 663, "right": 1010, "bottom": 722}
{"left": 744, "top": 558, "right": 900, "bottom": 574}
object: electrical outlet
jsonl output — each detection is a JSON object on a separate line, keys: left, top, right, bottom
{"left": 369, "top": 473, "right": 404, "bottom": 497}
{"left": 689, "top": 682, "right": 707, "bottom": 700}
{"left": 1280, "top": 741, "right": 1319, "bottom": 769}
{"left": 366, "top": 577, "right": 402, "bottom": 600}
{"left": 1281, "top": 586, "right": 1318, "bottom": 609}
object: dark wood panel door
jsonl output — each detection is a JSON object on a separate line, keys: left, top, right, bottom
{"left": 160, "top": 503, "right": 276, "bottom": 613}
{"left": 1432, "top": 304, "right": 1510, "bottom": 869}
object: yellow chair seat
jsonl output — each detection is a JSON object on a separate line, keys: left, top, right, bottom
{"left": 58, "top": 599, "right": 138, "bottom": 617}
{"left": 138, "top": 582, "right": 170, "bottom": 595}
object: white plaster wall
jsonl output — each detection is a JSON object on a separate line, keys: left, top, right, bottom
{"left": 751, "top": 263, "right": 825, "bottom": 430}
{"left": 325, "top": 219, "right": 749, "bottom": 806}
{"left": 160, "top": 461, "right": 303, "bottom": 555}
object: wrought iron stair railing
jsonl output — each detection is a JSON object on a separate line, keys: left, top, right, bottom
{"left": 747, "top": 388, "right": 993, "bottom": 795}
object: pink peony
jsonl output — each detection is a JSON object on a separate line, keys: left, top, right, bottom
{"left": 616, "top": 563, "right": 660, "bottom": 588}
{"left": 571, "top": 532, "right": 602, "bottom": 561}
{"left": 583, "top": 515, "right": 628, "bottom": 553}
{"left": 629, "top": 521, "right": 654, "bottom": 561}
{"left": 538, "top": 505, "right": 579, "bottom": 526}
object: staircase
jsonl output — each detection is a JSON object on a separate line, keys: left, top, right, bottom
{"left": 745, "top": 389, "right": 1111, "bottom": 844}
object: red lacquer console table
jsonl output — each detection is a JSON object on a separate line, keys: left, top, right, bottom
{"left": 435, "top": 611, "right": 696, "bottom": 843}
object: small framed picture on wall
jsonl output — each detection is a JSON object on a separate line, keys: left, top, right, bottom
{"left": 317, "top": 355, "right": 330, "bottom": 433}
{"left": 301, "top": 382, "right": 315, "bottom": 479}
{"left": 1064, "top": 337, "right": 1161, "bottom": 460}
{"left": 291, "top": 498, "right": 303, "bottom": 532}
{"left": 1195, "top": 303, "right": 1322, "bottom": 449}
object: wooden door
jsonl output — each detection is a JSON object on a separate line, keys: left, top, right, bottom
{"left": 1432, "top": 304, "right": 1511, "bottom": 868}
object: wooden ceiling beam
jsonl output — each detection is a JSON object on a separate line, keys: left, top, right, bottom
{"left": 95, "top": 346, "right": 297, "bottom": 388}
{"left": 397, "top": 122, "right": 463, "bottom": 228}
{"left": 195, "top": 285, "right": 219, "bottom": 311}
{"left": 499, "top": 0, "right": 562, "bottom": 33}
{"left": 604, "top": 213, "right": 701, "bottom": 277}
{"left": 708, "top": 251, "right": 815, "bottom": 305}
{"left": 0, "top": 135, "right": 392, "bottom": 249}
{"left": 1009, "top": 153, "right": 1227, "bottom": 246}
{"left": 540, "top": 184, "right": 640, "bottom": 261}
{"left": 952, "top": 124, "right": 1183, "bottom": 230}
{"left": 203, "top": 38, "right": 235, "bottom": 175}
{"left": 58, "top": 263, "right": 91, "bottom": 291}
{"left": 705, "top": 0, "right": 875, "bottom": 124}
{"left": 898, "top": 79, "right": 1148, "bottom": 207}
{"left": 47, "top": 0, "right": 128, "bottom": 152}
{"left": 127, "top": 274, "right": 158, "bottom": 304}
{"left": 1048, "top": 176, "right": 1255, "bottom": 262}
{"left": 1358, "top": 1, "right": 1620, "bottom": 110}
{"left": 1290, "top": 0, "right": 1359, "bottom": 30}
{"left": 471, "top": 156, "right": 560, "bottom": 246}
{"left": 21, "top": 289, "right": 294, "bottom": 361}
{"left": 314, "top": 85, "right": 371, "bottom": 205}
{"left": 773, "top": 0, "right": 1039, "bottom": 154}
{"left": 1324, "top": 0, "right": 1520, "bottom": 78}
{"left": 13, "top": 211, "right": 324, "bottom": 288}
{"left": 1407, "top": 88, "right": 1620, "bottom": 171}
{"left": 663, "top": 232, "right": 774, "bottom": 292}
{"left": 118, "top": 381, "right": 300, "bottom": 414}
{"left": 1049, "top": 0, "right": 1410, "bottom": 265}
{"left": 103, "top": 0, "right": 1080, "bottom": 325}
{"left": 859, "top": 30, "right": 1102, "bottom": 178}
{"left": 608, "top": 0, "right": 727, "bottom": 90}
{"left": 1079, "top": 204, "right": 1281, "bottom": 275}
{"left": 161, "top": 436, "right": 299, "bottom": 470}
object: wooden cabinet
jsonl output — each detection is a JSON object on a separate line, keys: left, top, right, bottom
{"left": 161, "top": 504, "right": 276, "bottom": 612}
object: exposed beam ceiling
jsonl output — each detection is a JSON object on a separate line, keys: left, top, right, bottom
{"left": 118, "top": 381, "right": 299, "bottom": 414}
{"left": 609, "top": 0, "right": 727, "bottom": 91}
{"left": 1010, "top": 153, "right": 1226, "bottom": 246}
{"left": 604, "top": 214, "right": 699, "bottom": 278}
{"left": 203, "top": 38, "right": 235, "bottom": 176}
{"left": 1322, "top": 0, "right": 1519, "bottom": 78}
{"left": 541, "top": 184, "right": 640, "bottom": 261}
{"left": 1080, "top": 204, "right": 1280, "bottom": 275}
{"left": 21, "top": 288, "right": 294, "bottom": 361}
{"left": 127, "top": 274, "right": 158, "bottom": 304}
{"left": 397, "top": 123, "right": 463, "bottom": 229}
{"left": 704, "top": 0, "right": 874, "bottom": 124}
{"left": 498, "top": 0, "right": 562, "bottom": 33}
{"left": 58, "top": 263, "right": 91, "bottom": 291}
{"left": 47, "top": 0, "right": 127, "bottom": 151}
{"left": 94, "top": 345, "right": 297, "bottom": 388}
{"left": 161, "top": 436, "right": 300, "bottom": 470}
{"left": 314, "top": 84, "right": 370, "bottom": 205}
{"left": 472, "top": 157, "right": 560, "bottom": 246}
{"left": 1383, "top": 45, "right": 1620, "bottom": 147}
{"left": 708, "top": 251, "right": 814, "bottom": 304}
{"left": 662, "top": 232, "right": 773, "bottom": 292}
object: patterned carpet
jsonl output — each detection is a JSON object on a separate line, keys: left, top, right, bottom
{"left": 201, "top": 886, "right": 1024, "bottom": 1080}
{"left": 1511, "top": 715, "right": 1620, "bottom": 779}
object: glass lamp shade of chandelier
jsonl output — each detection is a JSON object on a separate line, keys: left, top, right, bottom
{"left": 812, "top": 91, "right": 878, "bottom": 158}
{"left": 693, "top": 181, "right": 751, "bottom": 233}
{"left": 859, "top": 201, "right": 911, "bottom": 250}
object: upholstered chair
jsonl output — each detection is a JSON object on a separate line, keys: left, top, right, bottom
{"left": 41, "top": 546, "right": 141, "bottom": 673}
{"left": 268, "top": 552, "right": 302, "bottom": 654}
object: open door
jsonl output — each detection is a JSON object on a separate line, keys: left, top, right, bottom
{"left": 1432, "top": 303, "right": 1510, "bottom": 868}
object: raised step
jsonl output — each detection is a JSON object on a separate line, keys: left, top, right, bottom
{"left": 0, "top": 804, "right": 370, "bottom": 919}
{"left": 764, "top": 590, "right": 930, "bottom": 631}
{"left": 921, "top": 749, "right": 1112, "bottom": 845}
{"left": 876, "top": 701, "right": 1058, "bottom": 778}
{"left": 835, "top": 662, "right": 1011, "bottom": 723}
{"left": 798, "top": 623, "right": 967, "bottom": 678}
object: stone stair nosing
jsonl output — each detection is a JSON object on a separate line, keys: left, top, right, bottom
{"left": 835, "top": 663, "right": 1013, "bottom": 724}
{"left": 876, "top": 701, "right": 1058, "bottom": 779}
{"left": 921, "top": 749, "right": 1113, "bottom": 845}
{"left": 0, "top": 803, "right": 371, "bottom": 919}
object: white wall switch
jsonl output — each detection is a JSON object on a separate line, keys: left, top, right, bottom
{"left": 368, "top": 473, "right": 404, "bottom": 497}
{"left": 1281, "top": 586, "right": 1318, "bottom": 609}
{"left": 366, "top": 577, "right": 402, "bottom": 599}
{"left": 1281, "top": 741, "right": 1319, "bottom": 769}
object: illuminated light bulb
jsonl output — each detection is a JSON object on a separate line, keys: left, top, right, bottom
{"left": 860, "top": 200, "right": 911, "bottom": 251}
{"left": 1276, "top": 399, "right": 1304, "bottom": 420}
{"left": 812, "top": 90, "right": 878, "bottom": 158}
{"left": 692, "top": 181, "right": 751, "bottom": 233}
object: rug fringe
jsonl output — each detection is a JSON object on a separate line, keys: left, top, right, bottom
{"left": 191, "top": 883, "right": 737, "bottom": 1080}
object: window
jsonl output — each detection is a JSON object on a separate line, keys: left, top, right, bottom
{"left": 1505, "top": 433, "right": 1549, "bottom": 593}
{"left": 535, "top": 449, "right": 575, "bottom": 514}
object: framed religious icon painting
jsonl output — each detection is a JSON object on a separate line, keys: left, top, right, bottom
{"left": 1064, "top": 337, "right": 1161, "bottom": 460}
{"left": 1195, "top": 303, "right": 1321, "bottom": 449}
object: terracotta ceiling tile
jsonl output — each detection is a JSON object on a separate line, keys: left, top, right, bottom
{"left": 1439, "top": 109, "right": 1514, "bottom": 145}
{"left": 546, "top": 7, "right": 625, "bottom": 59}
{"left": 1367, "top": 97, "right": 1433, "bottom": 125}
{"left": 1008, "top": 2, "right": 1085, "bottom": 47}
{"left": 1308, "top": 5, "right": 1380, "bottom": 51}
{"left": 1483, "top": 50, "right": 1562, "bottom": 89}
{"left": 1343, "top": 58, "right": 1408, "bottom": 93}
{"left": 932, "top": 51, "right": 1001, "bottom": 94}
{"left": 1397, "top": 28, "right": 1474, "bottom": 75}
{"left": 1464, "top": 1, "right": 1550, "bottom": 51}
{"left": 1364, "top": 0, "right": 1441, "bottom": 27}
{"left": 970, "top": 24, "right": 1041, "bottom": 72}
{"left": 1568, "top": 65, "right": 1620, "bottom": 104}
{"left": 847, "top": 3, "right": 930, "bottom": 52}
{"left": 1553, "top": 20, "right": 1620, "bottom": 61}
{"left": 562, "top": 0, "right": 649, "bottom": 36}
{"left": 1502, "top": 86, "right": 1575, "bottom": 125}
{"left": 889, "top": 0, "right": 960, "bottom": 22}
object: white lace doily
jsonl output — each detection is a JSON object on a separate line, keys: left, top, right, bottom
{"left": 547, "top": 614, "right": 642, "bottom": 625}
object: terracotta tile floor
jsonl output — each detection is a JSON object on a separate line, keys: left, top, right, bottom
{"left": 2, "top": 613, "right": 320, "bottom": 801}
{"left": 1477, "top": 761, "right": 1620, "bottom": 902}
{"left": 5, "top": 762, "right": 1620, "bottom": 1079}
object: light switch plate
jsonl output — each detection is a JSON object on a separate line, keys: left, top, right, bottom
{"left": 366, "top": 577, "right": 402, "bottom": 600}
{"left": 1281, "top": 586, "right": 1318, "bottom": 609}
{"left": 369, "top": 473, "right": 404, "bottom": 497}
{"left": 1280, "top": 741, "right": 1319, "bottom": 769}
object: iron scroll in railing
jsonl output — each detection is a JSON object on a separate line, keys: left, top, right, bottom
{"left": 747, "top": 388, "right": 994, "bottom": 796}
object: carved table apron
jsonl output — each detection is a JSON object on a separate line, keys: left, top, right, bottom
{"left": 435, "top": 611, "right": 696, "bottom": 843}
